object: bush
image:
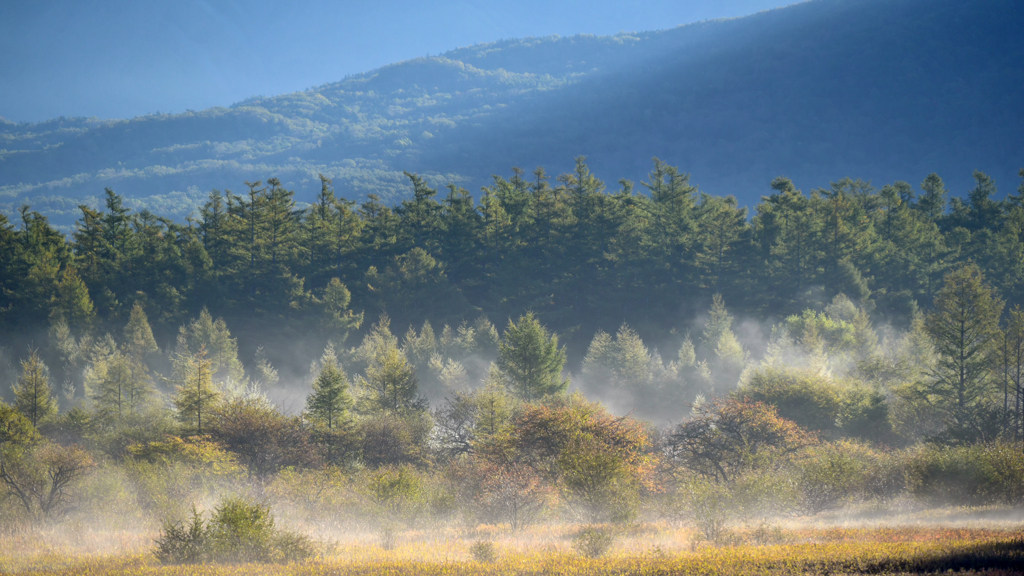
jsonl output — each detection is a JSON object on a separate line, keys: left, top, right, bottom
{"left": 155, "top": 508, "right": 207, "bottom": 564}
{"left": 680, "top": 478, "right": 733, "bottom": 544}
{"left": 359, "top": 413, "right": 431, "bottom": 468}
{"left": 741, "top": 367, "right": 842, "bottom": 436}
{"left": 154, "top": 497, "right": 317, "bottom": 564}
{"left": 908, "top": 442, "right": 1024, "bottom": 506}
{"left": 469, "top": 540, "right": 497, "bottom": 562}
{"left": 571, "top": 525, "right": 616, "bottom": 558}
{"left": 796, "top": 441, "right": 872, "bottom": 514}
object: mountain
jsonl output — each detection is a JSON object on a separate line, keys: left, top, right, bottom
{"left": 2, "top": 0, "right": 1022, "bottom": 228}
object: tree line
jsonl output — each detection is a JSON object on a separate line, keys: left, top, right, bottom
{"left": 2, "top": 157, "right": 1024, "bottom": 535}
{"left": 3, "top": 159, "right": 1024, "bottom": 347}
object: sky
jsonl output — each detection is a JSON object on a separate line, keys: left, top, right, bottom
{"left": 0, "top": 0, "right": 793, "bottom": 123}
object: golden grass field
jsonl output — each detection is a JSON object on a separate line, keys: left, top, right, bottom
{"left": 2, "top": 518, "right": 1023, "bottom": 575}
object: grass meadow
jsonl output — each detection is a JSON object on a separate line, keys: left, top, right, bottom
{"left": 3, "top": 511, "right": 1023, "bottom": 575}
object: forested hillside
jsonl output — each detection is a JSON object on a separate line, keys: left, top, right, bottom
{"left": 3, "top": 154, "right": 1024, "bottom": 420}
{"left": 2, "top": 0, "right": 1021, "bottom": 227}
{"left": 4, "top": 157, "right": 1024, "bottom": 542}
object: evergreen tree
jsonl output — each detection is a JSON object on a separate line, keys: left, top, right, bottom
{"left": 752, "top": 177, "right": 817, "bottom": 311}
{"left": 917, "top": 173, "right": 948, "bottom": 222}
{"left": 581, "top": 323, "right": 657, "bottom": 395}
{"left": 52, "top": 266, "right": 95, "bottom": 334}
{"left": 12, "top": 350, "right": 57, "bottom": 427}
{"left": 693, "top": 194, "right": 748, "bottom": 296}
{"left": 262, "top": 178, "right": 303, "bottom": 298}
{"left": 123, "top": 301, "right": 158, "bottom": 363}
{"left": 316, "top": 278, "right": 363, "bottom": 344}
{"left": 497, "top": 312, "right": 568, "bottom": 399}
{"left": 199, "top": 190, "right": 230, "bottom": 273}
{"left": 1002, "top": 306, "right": 1024, "bottom": 439}
{"left": 306, "top": 346, "right": 352, "bottom": 429}
{"left": 925, "top": 264, "right": 1004, "bottom": 439}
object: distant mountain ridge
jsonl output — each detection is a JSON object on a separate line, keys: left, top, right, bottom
{"left": 2, "top": 0, "right": 1022, "bottom": 227}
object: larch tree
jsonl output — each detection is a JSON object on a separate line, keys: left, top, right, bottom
{"left": 173, "top": 347, "right": 220, "bottom": 434}
{"left": 86, "top": 349, "right": 152, "bottom": 424}
{"left": 13, "top": 351, "right": 58, "bottom": 428}
{"left": 174, "top": 308, "right": 245, "bottom": 393}
{"left": 1002, "top": 306, "right": 1024, "bottom": 439}
{"left": 497, "top": 312, "right": 568, "bottom": 400}
{"left": 363, "top": 340, "right": 421, "bottom": 415}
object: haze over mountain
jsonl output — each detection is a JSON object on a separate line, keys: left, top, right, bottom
{"left": 1, "top": 0, "right": 1021, "bottom": 227}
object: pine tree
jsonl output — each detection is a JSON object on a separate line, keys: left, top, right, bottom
{"left": 173, "top": 347, "right": 220, "bottom": 434}
{"left": 917, "top": 173, "right": 948, "bottom": 222}
{"left": 317, "top": 278, "right": 363, "bottom": 344}
{"left": 306, "top": 346, "right": 352, "bottom": 429}
{"left": 925, "top": 264, "right": 1003, "bottom": 438}
{"left": 497, "top": 312, "right": 568, "bottom": 399}
{"left": 52, "top": 266, "right": 95, "bottom": 334}
{"left": 123, "top": 301, "right": 158, "bottom": 362}
{"left": 693, "top": 194, "right": 748, "bottom": 296}
{"left": 12, "top": 350, "right": 57, "bottom": 427}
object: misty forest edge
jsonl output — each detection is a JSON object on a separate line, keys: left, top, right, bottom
{"left": 2, "top": 157, "right": 1024, "bottom": 562}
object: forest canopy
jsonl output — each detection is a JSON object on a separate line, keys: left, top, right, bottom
{"left": 2, "top": 158, "right": 1024, "bottom": 552}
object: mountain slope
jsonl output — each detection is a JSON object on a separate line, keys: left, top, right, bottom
{"left": 1, "top": 0, "right": 1021, "bottom": 227}
{"left": 428, "top": 0, "right": 1024, "bottom": 198}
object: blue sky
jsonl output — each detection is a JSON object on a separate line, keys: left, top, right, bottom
{"left": 0, "top": 0, "right": 793, "bottom": 123}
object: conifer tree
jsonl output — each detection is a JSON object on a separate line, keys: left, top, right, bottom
{"left": 174, "top": 308, "right": 245, "bottom": 390}
{"left": 13, "top": 350, "right": 57, "bottom": 427}
{"left": 925, "top": 264, "right": 1003, "bottom": 438}
{"left": 306, "top": 346, "right": 352, "bottom": 429}
{"left": 917, "top": 173, "right": 948, "bottom": 221}
{"left": 317, "top": 278, "right": 363, "bottom": 344}
{"left": 87, "top": 349, "right": 152, "bottom": 423}
{"left": 497, "top": 312, "right": 568, "bottom": 399}
{"left": 173, "top": 347, "right": 219, "bottom": 434}
{"left": 52, "top": 267, "right": 95, "bottom": 334}
{"left": 700, "top": 295, "right": 744, "bottom": 366}
{"left": 363, "top": 338, "right": 421, "bottom": 415}
{"left": 123, "top": 301, "right": 158, "bottom": 362}
{"left": 1004, "top": 306, "right": 1024, "bottom": 439}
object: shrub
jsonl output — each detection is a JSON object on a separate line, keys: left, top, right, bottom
{"left": 154, "top": 497, "right": 317, "bottom": 564}
{"left": 469, "top": 540, "right": 497, "bottom": 562}
{"left": 747, "top": 522, "right": 790, "bottom": 545}
{"left": 206, "top": 497, "right": 279, "bottom": 562}
{"left": 796, "top": 441, "right": 872, "bottom": 514}
{"left": 908, "top": 442, "right": 1024, "bottom": 506}
{"left": 359, "top": 413, "right": 431, "bottom": 468}
{"left": 571, "top": 525, "right": 616, "bottom": 558}
{"left": 154, "top": 508, "right": 207, "bottom": 564}
{"left": 741, "top": 366, "right": 842, "bottom": 436}
{"left": 680, "top": 478, "right": 733, "bottom": 544}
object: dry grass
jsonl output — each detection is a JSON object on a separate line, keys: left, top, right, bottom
{"left": 1, "top": 522, "right": 1022, "bottom": 575}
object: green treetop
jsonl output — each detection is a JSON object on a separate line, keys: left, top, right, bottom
{"left": 13, "top": 350, "right": 57, "bottom": 427}
{"left": 173, "top": 347, "right": 221, "bottom": 434}
{"left": 497, "top": 312, "right": 568, "bottom": 399}
{"left": 306, "top": 346, "right": 353, "bottom": 429}
{"left": 925, "top": 264, "right": 1004, "bottom": 439}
